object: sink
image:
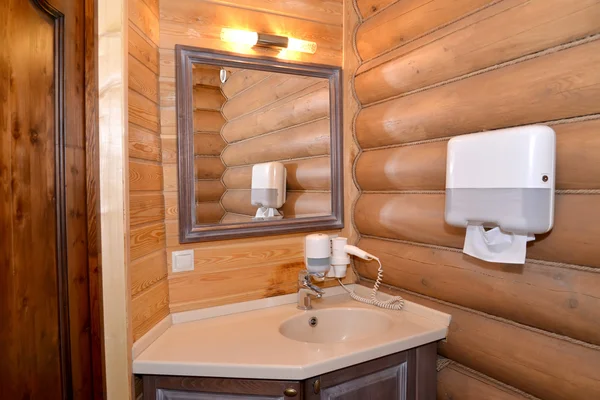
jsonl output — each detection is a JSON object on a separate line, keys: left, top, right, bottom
{"left": 279, "top": 308, "right": 393, "bottom": 343}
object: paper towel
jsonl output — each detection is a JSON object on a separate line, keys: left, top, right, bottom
{"left": 463, "top": 225, "right": 535, "bottom": 264}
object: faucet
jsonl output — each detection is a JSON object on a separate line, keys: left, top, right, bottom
{"left": 297, "top": 270, "right": 325, "bottom": 310}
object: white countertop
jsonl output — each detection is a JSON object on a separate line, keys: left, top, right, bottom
{"left": 133, "top": 284, "right": 450, "bottom": 380}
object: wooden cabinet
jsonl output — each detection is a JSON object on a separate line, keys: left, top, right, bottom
{"left": 142, "top": 343, "right": 437, "bottom": 400}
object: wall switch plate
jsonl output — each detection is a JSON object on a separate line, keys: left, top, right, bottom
{"left": 172, "top": 249, "right": 194, "bottom": 273}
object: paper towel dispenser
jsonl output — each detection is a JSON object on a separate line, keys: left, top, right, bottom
{"left": 445, "top": 125, "right": 556, "bottom": 263}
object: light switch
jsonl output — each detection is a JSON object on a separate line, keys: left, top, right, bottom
{"left": 172, "top": 249, "right": 194, "bottom": 273}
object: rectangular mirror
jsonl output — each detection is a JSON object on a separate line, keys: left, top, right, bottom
{"left": 176, "top": 46, "right": 343, "bottom": 243}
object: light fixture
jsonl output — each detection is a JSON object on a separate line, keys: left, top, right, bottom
{"left": 220, "top": 28, "right": 317, "bottom": 55}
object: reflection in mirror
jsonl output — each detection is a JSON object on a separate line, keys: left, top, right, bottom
{"left": 177, "top": 46, "right": 342, "bottom": 243}
{"left": 192, "top": 64, "right": 332, "bottom": 225}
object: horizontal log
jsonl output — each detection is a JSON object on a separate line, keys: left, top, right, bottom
{"left": 354, "top": 193, "right": 600, "bottom": 267}
{"left": 195, "top": 202, "right": 224, "bottom": 224}
{"left": 222, "top": 156, "right": 331, "bottom": 191}
{"left": 195, "top": 180, "right": 225, "bottom": 202}
{"left": 128, "top": 24, "right": 158, "bottom": 75}
{"left": 129, "top": 54, "right": 158, "bottom": 103}
{"left": 222, "top": 74, "right": 322, "bottom": 120}
{"left": 194, "top": 157, "right": 225, "bottom": 179}
{"left": 129, "top": 193, "right": 165, "bottom": 226}
{"left": 377, "top": 286, "right": 600, "bottom": 400}
{"left": 220, "top": 213, "right": 253, "bottom": 224}
{"left": 356, "top": 0, "right": 397, "bottom": 20}
{"left": 193, "top": 86, "right": 225, "bottom": 111}
{"left": 130, "top": 222, "right": 166, "bottom": 260}
{"left": 194, "top": 133, "right": 226, "bottom": 156}
{"left": 129, "top": 161, "right": 163, "bottom": 191}
{"left": 221, "top": 190, "right": 331, "bottom": 218}
{"left": 221, "top": 69, "right": 271, "bottom": 99}
{"left": 131, "top": 278, "right": 169, "bottom": 341}
{"left": 193, "top": 110, "right": 226, "bottom": 133}
{"left": 356, "top": 39, "right": 600, "bottom": 148}
{"left": 355, "top": 0, "right": 600, "bottom": 104}
{"left": 221, "top": 82, "right": 329, "bottom": 143}
{"left": 128, "top": 0, "right": 159, "bottom": 45}
{"left": 356, "top": 238, "right": 600, "bottom": 345}
{"left": 221, "top": 118, "right": 330, "bottom": 166}
{"left": 129, "top": 88, "right": 159, "bottom": 132}
{"left": 130, "top": 251, "right": 167, "bottom": 297}
{"left": 438, "top": 363, "right": 532, "bottom": 400}
{"left": 129, "top": 123, "right": 161, "bottom": 162}
{"left": 355, "top": 0, "right": 492, "bottom": 61}
{"left": 193, "top": 66, "right": 221, "bottom": 87}
{"left": 356, "top": 118, "right": 600, "bottom": 191}
{"left": 160, "top": 1, "right": 342, "bottom": 66}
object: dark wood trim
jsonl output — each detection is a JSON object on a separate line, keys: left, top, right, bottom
{"left": 176, "top": 46, "right": 344, "bottom": 243}
{"left": 31, "top": 1, "right": 72, "bottom": 397}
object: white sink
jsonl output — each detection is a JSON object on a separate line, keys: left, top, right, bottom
{"left": 279, "top": 307, "right": 393, "bottom": 343}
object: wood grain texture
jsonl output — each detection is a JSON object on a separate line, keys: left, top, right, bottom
{"left": 129, "top": 53, "right": 159, "bottom": 103}
{"left": 195, "top": 180, "right": 226, "bottom": 202}
{"left": 130, "top": 193, "right": 165, "bottom": 225}
{"left": 129, "top": 23, "right": 159, "bottom": 74}
{"left": 160, "top": 0, "right": 342, "bottom": 66}
{"left": 194, "top": 109, "right": 226, "bottom": 133}
{"left": 195, "top": 202, "right": 225, "bottom": 224}
{"left": 223, "top": 156, "right": 331, "bottom": 191}
{"left": 356, "top": 118, "right": 600, "bottom": 191}
{"left": 382, "top": 287, "right": 600, "bottom": 400}
{"left": 355, "top": 0, "right": 600, "bottom": 104}
{"left": 131, "top": 278, "right": 169, "bottom": 341}
{"left": 129, "top": 88, "right": 159, "bottom": 132}
{"left": 355, "top": 0, "right": 493, "bottom": 61}
{"left": 130, "top": 250, "right": 168, "bottom": 297}
{"left": 221, "top": 69, "right": 272, "bottom": 98}
{"left": 437, "top": 363, "right": 535, "bottom": 400}
{"left": 193, "top": 65, "right": 222, "bottom": 87}
{"left": 129, "top": 123, "right": 161, "bottom": 162}
{"left": 221, "top": 213, "right": 254, "bottom": 224}
{"left": 222, "top": 74, "right": 323, "bottom": 120}
{"left": 222, "top": 118, "right": 330, "bottom": 166}
{"left": 356, "top": 238, "right": 600, "bottom": 346}
{"left": 194, "top": 133, "right": 227, "bottom": 156}
{"left": 356, "top": 0, "right": 397, "bottom": 20}
{"left": 355, "top": 193, "right": 600, "bottom": 268}
{"left": 221, "top": 190, "right": 332, "bottom": 218}
{"left": 356, "top": 39, "right": 600, "bottom": 148}
{"left": 128, "top": 0, "right": 159, "bottom": 45}
{"left": 222, "top": 82, "right": 329, "bottom": 143}
{"left": 193, "top": 85, "right": 225, "bottom": 111}
{"left": 130, "top": 222, "right": 167, "bottom": 260}
{"left": 194, "top": 157, "right": 226, "bottom": 179}
{"left": 129, "top": 161, "right": 163, "bottom": 191}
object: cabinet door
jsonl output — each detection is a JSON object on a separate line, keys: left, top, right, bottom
{"left": 319, "top": 363, "right": 407, "bottom": 400}
{"left": 156, "top": 389, "right": 285, "bottom": 399}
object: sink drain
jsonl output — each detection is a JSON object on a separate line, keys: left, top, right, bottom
{"left": 308, "top": 317, "right": 318, "bottom": 327}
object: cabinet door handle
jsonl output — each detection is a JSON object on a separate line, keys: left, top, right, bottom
{"left": 283, "top": 387, "right": 298, "bottom": 397}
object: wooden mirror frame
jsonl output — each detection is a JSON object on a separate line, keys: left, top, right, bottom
{"left": 176, "top": 45, "right": 344, "bottom": 243}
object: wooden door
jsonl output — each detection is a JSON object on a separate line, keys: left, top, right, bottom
{"left": 0, "top": 0, "right": 100, "bottom": 398}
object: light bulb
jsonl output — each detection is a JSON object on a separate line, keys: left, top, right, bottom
{"left": 287, "top": 37, "right": 317, "bottom": 54}
{"left": 220, "top": 28, "right": 258, "bottom": 46}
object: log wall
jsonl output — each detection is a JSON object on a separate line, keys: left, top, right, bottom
{"left": 220, "top": 72, "right": 332, "bottom": 220}
{"left": 128, "top": 0, "right": 169, "bottom": 342}
{"left": 351, "top": 0, "right": 600, "bottom": 398}
{"left": 159, "top": 0, "right": 349, "bottom": 314}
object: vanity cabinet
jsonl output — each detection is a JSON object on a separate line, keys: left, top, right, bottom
{"left": 142, "top": 343, "right": 437, "bottom": 400}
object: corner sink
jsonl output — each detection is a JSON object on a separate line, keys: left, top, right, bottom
{"left": 279, "top": 308, "right": 393, "bottom": 344}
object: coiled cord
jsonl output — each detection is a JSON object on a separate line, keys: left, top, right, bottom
{"left": 338, "top": 257, "right": 405, "bottom": 310}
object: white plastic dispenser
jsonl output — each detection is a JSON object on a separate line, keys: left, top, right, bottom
{"left": 445, "top": 125, "right": 556, "bottom": 264}
{"left": 251, "top": 162, "right": 287, "bottom": 220}
{"left": 304, "top": 234, "right": 331, "bottom": 274}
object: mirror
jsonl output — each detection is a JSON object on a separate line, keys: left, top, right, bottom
{"left": 176, "top": 46, "right": 343, "bottom": 243}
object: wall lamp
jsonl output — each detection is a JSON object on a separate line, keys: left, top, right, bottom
{"left": 220, "top": 28, "right": 317, "bottom": 54}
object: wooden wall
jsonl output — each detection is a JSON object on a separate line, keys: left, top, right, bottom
{"left": 191, "top": 65, "right": 227, "bottom": 224}
{"left": 128, "top": 0, "right": 169, "bottom": 342}
{"left": 350, "top": 0, "right": 600, "bottom": 398}
{"left": 159, "top": 0, "right": 348, "bottom": 313}
{"left": 220, "top": 70, "right": 332, "bottom": 221}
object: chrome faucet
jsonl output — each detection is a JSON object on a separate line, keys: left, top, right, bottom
{"left": 297, "top": 270, "right": 325, "bottom": 310}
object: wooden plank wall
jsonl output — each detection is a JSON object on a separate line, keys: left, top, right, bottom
{"left": 159, "top": 0, "right": 349, "bottom": 313}
{"left": 191, "top": 66, "right": 227, "bottom": 224}
{"left": 220, "top": 71, "right": 332, "bottom": 221}
{"left": 350, "top": 0, "right": 600, "bottom": 398}
{"left": 128, "top": 0, "right": 169, "bottom": 342}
